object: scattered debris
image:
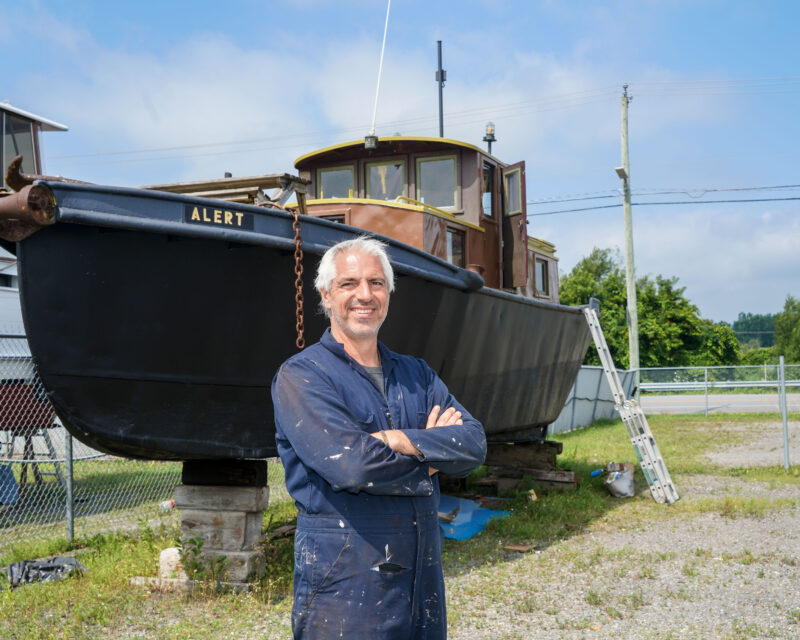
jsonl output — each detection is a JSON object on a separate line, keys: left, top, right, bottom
{"left": 503, "top": 543, "right": 535, "bottom": 553}
{"left": 474, "top": 496, "right": 509, "bottom": 510}
{"left": 527, "top": 488, "right": 538, "bottom": 502}
{"left": 604, "top": 462, "right": 636, "bottom": 498}
{"left": 2, "top": 556, "right": 86, "bottom": 589}
{"left": 266, "top": 524, "right": 296, "bottom": 540}
{"left": 437, "top": 504, "right": 461, "bottom": 523}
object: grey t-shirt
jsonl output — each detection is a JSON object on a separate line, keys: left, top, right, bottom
{"left": 363, "top": 365, "right": 384, "bottom": 397}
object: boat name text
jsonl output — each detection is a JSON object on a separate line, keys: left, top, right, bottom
{"left": 184, "top": 205, "right": 254, "bottom": 230}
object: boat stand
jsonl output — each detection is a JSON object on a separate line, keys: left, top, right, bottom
{"left": 469, "top": 440, "right": 578, "bottom": 494}
{"left": 171, "top": 460, "right": 268, "bottom": 585}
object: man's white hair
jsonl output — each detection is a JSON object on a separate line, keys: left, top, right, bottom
{"left": 315, "top": 236, "right": 395, "bottom": 317}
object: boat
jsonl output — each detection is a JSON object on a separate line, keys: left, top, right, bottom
{"left": 0, "top": 128, "right": 591, "bottom": 461}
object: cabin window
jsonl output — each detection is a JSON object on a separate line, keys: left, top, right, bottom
{"left": 320, "top": 214, "right": 346, "bottom": 224}
{"left": 503, "top": 167, "right": 522, "bottom": 216}
{"left": 366, "top": 160, "right": 404, "bottom": 201}
{"left": 2, "top": 114, "right": 37, "bottom": 181}
{"left": 446, "top": 228, "right": 465, "bottom": 268}
{"left": 535, "top": 258, "right": 549, "bottom": 296}
{"left": 482, "top": 161, "right": 494, "bottom": 217}
{"left": 416, "top": 155, "right": 457, "bottom": 210}
{"left": 317, "top": 166, "right": 354, "bottom": 199}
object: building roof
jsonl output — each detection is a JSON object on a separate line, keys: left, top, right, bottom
{"left": 0, "top": 102, "right": 68, "bottom": 132}
{"left": 294, "top": 136, "right": 502, "bottom": 168}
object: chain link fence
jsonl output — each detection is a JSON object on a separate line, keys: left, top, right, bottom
{"left": 0, "top": 335, "right": 182, "bottom": 556}
{"left": 640, "top": 363, "right": 800, "bottom": 392}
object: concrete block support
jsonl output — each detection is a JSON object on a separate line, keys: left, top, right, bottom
{"left": 173, "top": 484, "right": 269, "bottom": 584}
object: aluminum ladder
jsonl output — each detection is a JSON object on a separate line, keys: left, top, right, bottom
{"left": 583, "top": 302, "right": 680, "bottom": 505}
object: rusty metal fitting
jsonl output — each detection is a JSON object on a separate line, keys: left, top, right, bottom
{"left": 0, "top": 184, "right": 57, "bottom": 242}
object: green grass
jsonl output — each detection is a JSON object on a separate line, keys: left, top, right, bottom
{"left": 1, "top": 413, "right": 799, "bottom": 639}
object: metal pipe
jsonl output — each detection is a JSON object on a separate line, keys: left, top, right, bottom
{"left": 0, "top": 183, "right": 57, "bottom": 242}
{"left": 436, "top": 41, "right": 445, "bottom": 137}
{"left": 780, "top": 355, "right": 790, "bottom": 469}
{"left": 65, "top": 432, "right": 74, "bottom": 542}
{"left": 704, "top": 367, "right": 709, "bottom": 417}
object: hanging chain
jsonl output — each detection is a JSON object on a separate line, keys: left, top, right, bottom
{"left": 292, "top": 208, "right": 305, "bottom": 350}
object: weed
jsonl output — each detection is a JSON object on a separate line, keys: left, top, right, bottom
{"left": 605, "top": 605, "right": 624, "bottom": 619}
{"left": 179, "top": 536, "right": 228, "bottom": 584}
{"left": 728, "top": 618, "right": 764, "bottom": 638}
{"left": 620, "top": 592, "right": 647, "bottom": 610}
{"left": 638, "top": 564, "right": 656, "bottom": 579}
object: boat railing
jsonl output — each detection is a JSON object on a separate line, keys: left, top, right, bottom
{"left": 393, "top": 196, "right": 452, "bottom": 219}
{"left": 393, "top": 196, "right": 483, "bottom": 232}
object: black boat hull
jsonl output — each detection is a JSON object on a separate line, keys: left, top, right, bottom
{"left": 17, "top": 182, "right": 591, "bottom": 460}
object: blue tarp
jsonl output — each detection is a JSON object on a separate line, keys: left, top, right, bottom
{"left": 0, "top": 464, "right": 18, "bottom": 505}
{"left": 439, "top": 495, "right": 511, "bottom": 540}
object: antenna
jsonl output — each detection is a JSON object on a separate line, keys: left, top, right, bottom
{"left": 366, "top": 0, "right": 391, "bottom": 149}
{"left": 436, "top": 41, "right": 446, "bottom": 137}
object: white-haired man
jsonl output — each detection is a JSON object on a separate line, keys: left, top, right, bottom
{"left": 272, "top": 236, "right": 486, "bottom": 639}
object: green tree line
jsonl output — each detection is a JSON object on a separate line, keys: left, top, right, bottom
{"left": 560, "top": 248, "right": 800, "bottom": 367}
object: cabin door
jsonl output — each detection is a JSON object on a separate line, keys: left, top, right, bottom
{"left": 501, "top": 161, "right": 528, "bottom": 288}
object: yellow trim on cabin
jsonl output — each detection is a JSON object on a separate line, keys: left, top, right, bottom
{"left": 528, "top": 236, "right": 558, "bottom": 259}
{"left": 301, "top": 197, "right": 485, "bottom": 233}
{"left": 294, "top": 136, "right": 504, "bottom": 167}
{"left": 394, "top": 196, "right": 483, "bottom": 232}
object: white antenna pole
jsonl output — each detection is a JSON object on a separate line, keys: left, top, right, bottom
{"left": 369, "top": 0, "right": 391, "bottom": 137}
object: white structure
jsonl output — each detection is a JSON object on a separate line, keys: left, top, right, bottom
{"left": 1, "top": 102, "right": 68, "bottom": 335}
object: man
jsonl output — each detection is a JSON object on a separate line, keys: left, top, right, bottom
{"left": 271, "top": 236, "right": 487, "bottom": 639}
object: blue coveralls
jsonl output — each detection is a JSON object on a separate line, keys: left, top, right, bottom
{"left": 272, "top": 328, "right": 487, "bottom": 640}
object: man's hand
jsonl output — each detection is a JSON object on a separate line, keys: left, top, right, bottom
{"left": 370, "top": 405, "right": 464, "bottom": 465}
{"left": 370, "top": 429, "right": 420, "bottom": 455}
{"left": 425, "top": 405, "right": 463, "bottom": 429}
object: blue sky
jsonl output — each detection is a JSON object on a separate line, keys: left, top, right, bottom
{"left": 3, "top": 0, "right": 798, "bottom": 323}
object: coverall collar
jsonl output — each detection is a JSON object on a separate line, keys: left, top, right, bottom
{"left": 319, "top": 327, "right": 397, "bottom": 380}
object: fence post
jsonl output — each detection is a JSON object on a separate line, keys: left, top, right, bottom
{"left": 779, "top": 356, "right": 790, "bottom": 469}
{"left": 704, "top": 367, "right": 709, "bottom": 417}
{"left": 65, "top": 432, "right": 74, "bottom": 542}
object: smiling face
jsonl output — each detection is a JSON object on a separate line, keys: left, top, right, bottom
{"left": 320, "top": 249, "right": 390, "bottom": 346}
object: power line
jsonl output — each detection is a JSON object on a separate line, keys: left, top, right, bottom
{"left": 529, "top": 184, "right": 800, "bottom": 206}
{"left": 529, "top": 196, "right": 800, "bottom": 217}
{"left": 47, "top": 75, "right": 800, "bottom": 164}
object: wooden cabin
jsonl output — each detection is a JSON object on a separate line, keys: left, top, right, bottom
{"left": 293, "top": 136, "right": 559, "bottom": 302}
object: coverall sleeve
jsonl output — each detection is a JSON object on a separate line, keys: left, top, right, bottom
{"left": 272, "top": 358, "right": 434, "bottom": 497}
{"left": 405, "top": 365, "right": 487, "bottom": 478}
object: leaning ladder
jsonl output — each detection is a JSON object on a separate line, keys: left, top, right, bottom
{"left": 583, "top": 303, "right": 680, "bottom": 505}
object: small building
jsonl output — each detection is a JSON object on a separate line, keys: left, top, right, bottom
{"left": 0, "top": 103, "right": 68, "bottom": 331}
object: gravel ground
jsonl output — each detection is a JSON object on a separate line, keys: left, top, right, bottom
{"left": 447, "top": 421, "right": 800, "bottom": 640}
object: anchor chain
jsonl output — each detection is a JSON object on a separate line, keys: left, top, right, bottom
{"left": 292, "top": 208, "right": 305, "bottom": 350}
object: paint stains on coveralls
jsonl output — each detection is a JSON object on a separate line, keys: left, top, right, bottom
{"left": 272, "top": 328, "right": 486, "bottom": 639}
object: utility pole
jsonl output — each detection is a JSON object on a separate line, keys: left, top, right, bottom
{"left": 436, "top": 41, "right": 446, "bottom": 137}
{"left": 619, "top": 84, "right": 640, "bottom": 400}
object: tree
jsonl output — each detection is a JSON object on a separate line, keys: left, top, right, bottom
{"left": 560, "top": 248, "right": 741, "bottom": 367}
{"left": 560, "top": 248, "right": 628, "bottom": 366}
{"left": 732, "top": 312, "right": 775, "bottom": 348}
{"left": 774, "top": 294, "right": 800, "bottom": 363}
